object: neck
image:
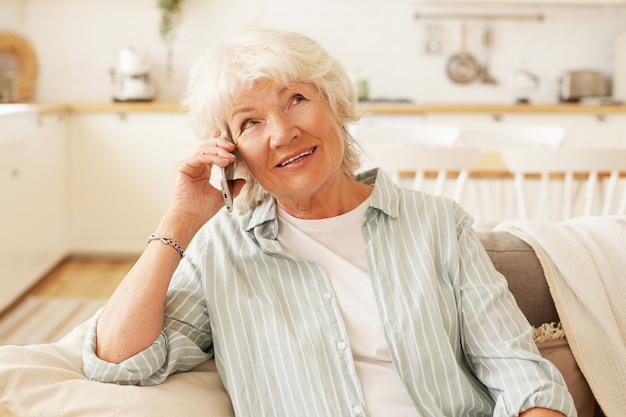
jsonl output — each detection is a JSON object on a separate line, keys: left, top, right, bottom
{"left": 277, "top": 177, "right": 373, "bottom": 219}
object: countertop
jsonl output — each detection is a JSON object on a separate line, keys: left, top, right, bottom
{"left": 3, "top": 101, "right": 626, "bottom": 115}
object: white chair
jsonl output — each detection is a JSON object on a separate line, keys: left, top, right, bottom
{"left": 456, "top": 123, "right": 566, "bottom": 229}
{"left": 351, "top": 122, "right": 477, "bottom": 203}
{"left": 349, "top": 123, "right": 460, "bottom": 147}
{"left": 501, "top": 148, "right": 626, "bottom": 221}
{"left": 359, "top": 142, "right": 482, "bottom": 204}
{"left": 457, "top": 124, "right": 566, "bottom": 151}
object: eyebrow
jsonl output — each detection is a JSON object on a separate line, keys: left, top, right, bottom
{"left": 230, "top": 86, "right": 291, "bottom": 119}
{"left": 230, "top": 106, "right": 256, "bottom": 119}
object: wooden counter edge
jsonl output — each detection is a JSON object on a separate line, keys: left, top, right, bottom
{"left": 4, "top": 102, "right": 626, "bottom": 115}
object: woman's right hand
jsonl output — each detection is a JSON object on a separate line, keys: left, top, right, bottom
{"left": 163, "top": 134, "right": 245, "bottom": 237}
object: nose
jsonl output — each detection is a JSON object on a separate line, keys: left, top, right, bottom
{"left": 268, "top": 112, "right": 299, "bottom": 148}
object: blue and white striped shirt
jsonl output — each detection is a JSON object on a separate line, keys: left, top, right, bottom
{"left": 83, "top": 169, "right": 575, "bottom": 417}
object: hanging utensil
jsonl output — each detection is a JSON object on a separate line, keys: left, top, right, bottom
{"left": 424, "top": 22, "right": 442, "bottom": 55}
{"left": 446, "top": 22, "right": 480, "bottom": 84}
{"left": 480, "top": 22, "right": 498, "bottom": 84}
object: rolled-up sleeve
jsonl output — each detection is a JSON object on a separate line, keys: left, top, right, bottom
{"left": 456, "top": 220, "right": 577, "bottom": 416}
{"left": 82, "top": 250, "right": 214, "bottom": 386}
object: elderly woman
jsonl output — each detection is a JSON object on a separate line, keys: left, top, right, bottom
{"left": 83, "top": 30, "right": 575, "bottom": 417}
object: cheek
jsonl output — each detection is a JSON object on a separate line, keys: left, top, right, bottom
{"left": 236, "top": 145, "right": 266, "bottom": 175}
{"left": 320, "top": 117, "right": 345, "bottom": 157}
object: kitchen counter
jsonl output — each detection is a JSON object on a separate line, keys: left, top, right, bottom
{"left": 4, "top": 102, "right": 626, "bottom": 115}
{"left": 357, "top": 102, "right": 626, "bottom": 115}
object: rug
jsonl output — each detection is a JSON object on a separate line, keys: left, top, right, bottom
{"left": 0, "top": 296, "right": 107, "bottom": 346}
{"left": 0, "top": 403, "right": 16, "bottom": 417}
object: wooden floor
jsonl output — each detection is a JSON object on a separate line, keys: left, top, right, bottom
{"left": 0, "top": 256, "right": 135, "bottom": 321}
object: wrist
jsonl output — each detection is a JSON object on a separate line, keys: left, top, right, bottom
{"left": 147, "top": 234, "right": 185, "bottom": 258}
{"left": 155, "top": 211, "right": 206, "bottom": 250}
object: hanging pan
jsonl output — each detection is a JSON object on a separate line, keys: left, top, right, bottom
{"left": 446, "top": 23, "right": 480, "bottom": 84}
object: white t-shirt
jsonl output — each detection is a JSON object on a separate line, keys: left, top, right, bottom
{"left": 277, "top": 199, "right": 419, "bottom": 417}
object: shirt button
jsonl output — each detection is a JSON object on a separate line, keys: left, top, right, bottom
{"left": 353, "top": 405, "right": 364, "bottom": 415}
{"left": 322, "top": 292, "right": 332, "bottom": 300}
{"left": 336, "top": 341, "right": 347, "bottom": 350}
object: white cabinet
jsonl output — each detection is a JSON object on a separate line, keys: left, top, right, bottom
{"left": 0, "top": 112, "right": 69, "bottom": 311}
{"left": 68, "top": 112, "right": 200, "bottom": 255}
{"left": 0, "top": 139, "right": 27, "bottom": 311}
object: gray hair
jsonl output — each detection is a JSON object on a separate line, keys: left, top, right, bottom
{"left": 181, "top": 30, "right": 362, "bottom": 211}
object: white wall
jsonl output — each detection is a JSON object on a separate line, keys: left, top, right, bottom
{"left": 2, "top": 0, "right": 625, "bottom": 104}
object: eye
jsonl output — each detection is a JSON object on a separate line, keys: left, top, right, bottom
{"left": 241, "top": 119, "right": 258, "bottom": 131}
{"left": 291, "top": 94, "right": 306, "bottom": 105}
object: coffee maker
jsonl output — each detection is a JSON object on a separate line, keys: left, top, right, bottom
{"left": 111, "top": 47, "right": 156, "bottom": 102}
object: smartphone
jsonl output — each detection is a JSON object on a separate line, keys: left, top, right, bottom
{"left": 220, "top": 164, "right": 234, "bottom": 213}
{"left": 218, "top": 131, "right": 235, "bottom": 213}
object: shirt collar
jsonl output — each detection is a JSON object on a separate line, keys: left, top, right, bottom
{"left": 357, "top": 168, "right": 401, "bottom": 219}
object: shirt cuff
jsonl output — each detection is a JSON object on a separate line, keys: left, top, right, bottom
{"left": 81, "top": 312, "right": 211, "bottom": 386}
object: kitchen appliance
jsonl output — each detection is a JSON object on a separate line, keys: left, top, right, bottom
{"left": 111, "top": 47, "right": 155, "bottom": 102}
{"left": 513, "top": 67, "right": 540, "bottom": 104}
{"left": 559, "top": 70, "right": 610, "bottom": 102}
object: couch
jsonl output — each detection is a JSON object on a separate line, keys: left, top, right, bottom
{"left": 0, "top": 231, "right": 602, "bottom": 417}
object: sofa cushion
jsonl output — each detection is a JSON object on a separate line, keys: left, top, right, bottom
{"left": 478, "top": 231, "right": 559, "bottom": 328}
{"left": 0, "top": 318, "right": 235, "bottom": 417}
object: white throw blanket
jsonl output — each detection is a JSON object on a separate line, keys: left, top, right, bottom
{"left": 496, "top": 216, "right": 626, "bottom": 417}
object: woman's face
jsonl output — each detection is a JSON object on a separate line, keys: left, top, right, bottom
{"left": 227, "top": 79, "right": 346, "bottom": 206}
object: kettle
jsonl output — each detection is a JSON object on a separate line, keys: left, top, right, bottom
{"left": 111, "top": 47, "right": 156, "bottom": 102}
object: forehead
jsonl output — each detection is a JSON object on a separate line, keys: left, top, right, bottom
{"left": 231, "top": 79, "right": 279, "bottom": 108}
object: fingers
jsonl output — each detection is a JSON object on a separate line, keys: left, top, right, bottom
{"left": 197, "top": 138, "right": 236, "bottom": 167}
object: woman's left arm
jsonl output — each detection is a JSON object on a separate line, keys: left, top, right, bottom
{"left": 454, "top": 216, "right": 576, "bottom": 416}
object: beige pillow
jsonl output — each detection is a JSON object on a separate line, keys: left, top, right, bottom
{"left": 0, "top": 319, "right": 234, "bottom": 417}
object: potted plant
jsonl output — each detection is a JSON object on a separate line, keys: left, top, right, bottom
{"left": 157, "top": 0, "right": 184, "bottom": 78}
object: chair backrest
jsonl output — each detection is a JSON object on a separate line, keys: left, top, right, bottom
{"left": 349, "top": 123, "right": 460, "bottom": 147}
{"left": 457, "top": 124, "right": 566, "bottom": 151}
{"left": 501, "top": 148, "right": 626, "bottom": 221}
{"left": 359, "top": 142, "right": 482, "bottom": 204}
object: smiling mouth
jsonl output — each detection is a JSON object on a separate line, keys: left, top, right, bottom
{"left": 278, "top": 147, "right": 316, "bottom": 167}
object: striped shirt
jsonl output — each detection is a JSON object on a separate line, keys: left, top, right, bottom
{"left": 83, "top": 169, "right": 575, "bottom": 417}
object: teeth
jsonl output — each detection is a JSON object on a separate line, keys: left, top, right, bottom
{"left": 279, "top": 149, "right": 313, "bottom": 166}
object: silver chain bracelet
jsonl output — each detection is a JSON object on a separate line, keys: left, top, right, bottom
{"left": 147, "top": 233, "right": 185, "bottom": 258}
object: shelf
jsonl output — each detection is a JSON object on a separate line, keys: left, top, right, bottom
{"left": 414, "top": 12, "right": 544, "bottom": 20}
{"left": 415, "top": 0, "right": 625, "bottom": 4}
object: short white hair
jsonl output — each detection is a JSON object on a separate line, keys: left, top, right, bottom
{"left": 182, "top": 30, "right": 363, "bottom": 210}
